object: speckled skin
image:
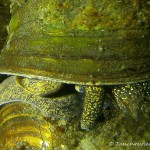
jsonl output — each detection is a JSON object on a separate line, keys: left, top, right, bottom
{"left": 1, "top": 76, "right": 149, "bottom": 131}
{"left": 16, "top": 76, "right": 63, "bottom": 97}
{"left": 80, "top": 86, "right": 104, "bottom": 130}
{"left": 0, "top": 76, "right": 105, "bottom": 130}
{"left": 0, "top": 76, "right": 83, "bottom": 121}
{"left": 112, "top": 82, "right": 150, "bottom": 115}
{"left": 79, "top": 81, "right": 150, "bottom": 130}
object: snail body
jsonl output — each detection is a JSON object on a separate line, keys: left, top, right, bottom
{"left": 0, "top": 0, "right": 150, "bottom": 130}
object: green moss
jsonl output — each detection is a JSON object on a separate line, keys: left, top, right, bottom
{"left": 0, "top": 0, "right": 11, "bottom": 51}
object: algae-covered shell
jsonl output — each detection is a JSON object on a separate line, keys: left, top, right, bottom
{"left": 0, "top": 0, "right": 150, "bottom": 85}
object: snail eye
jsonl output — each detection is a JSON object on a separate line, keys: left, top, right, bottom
{"left": 75, "top": 85, "right": 85, "bottom": 93}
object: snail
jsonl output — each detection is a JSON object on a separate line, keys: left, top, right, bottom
{"left": 0, "top": 0, "right": 149, "bottom": 131}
